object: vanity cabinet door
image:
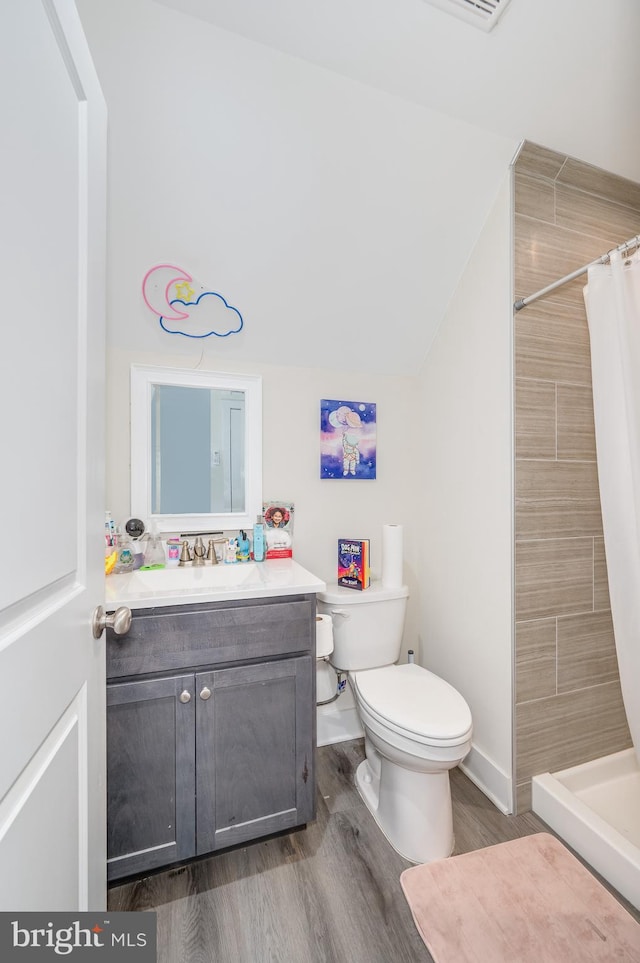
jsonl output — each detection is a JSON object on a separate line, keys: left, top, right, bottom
{"left": 195, "top": 656, "right": 315, "bottom": 855}
{"left": 107, "top": 674, "right": 196, "bottom": 881}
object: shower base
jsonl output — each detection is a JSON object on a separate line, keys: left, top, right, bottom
{"left": 532, "top": 748, "right": 640, "bottom": 910}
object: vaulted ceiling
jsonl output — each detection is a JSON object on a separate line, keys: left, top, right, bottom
{"left": 78, "top": 0, "right": 640, "bottom": 373}
{"left": 155, "top": 0, "right": 640, "bottom": 183}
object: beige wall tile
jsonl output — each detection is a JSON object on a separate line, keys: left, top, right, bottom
{"left": 557, "top": 158, "right": 640, "bottom": 211}
{"left": 555, "top": 184, "right": 640, "bottom": 247}
{"left": 514, "top": 214, "right": 612, "bottom": 309}
{"left": 515, "top": 537, "right": 593, "bottom": 621}
{"left": 557, "top": 611, "right": 619, "bottom": 693}
{"left": 515, "top": 780, "right": 532, "bottom": 814}
{"left": 514, "top": 173, "right": 555, "bottom": 222}
{"left": 556, "top": 384, "right": 596, "bottom": 461}
{"left": 515, "top": 299, "right": 592, "bottom": 386}
{"left": 515, "top": 460, "right": 603, "bottom": 540}
{"left": 594, "top": 537, "right": 611, "bottom": 611}
{"left": 513, "top": 145, "right": 639, "bottom": 800}
{"left": 516, "top": 681, "right": 631, "bottom": 782}
{"left": 515, "top": 618, "right": 556, "bottom": 703}
{"left": 514, "top": 142, "right": 565, "bottom": 180}
{"left": 515, "top": 379, "right": 556, "bottom": 460}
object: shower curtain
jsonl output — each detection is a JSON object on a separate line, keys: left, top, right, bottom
{"left": 584, "top": 250, "right": 640, "bottom": 761}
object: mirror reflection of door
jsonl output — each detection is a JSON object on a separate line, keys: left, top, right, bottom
{"left": 151, "top": 385, "right": 245, "bottom": 514}
{"left": 218, "top": 392, "right": 245, "bottom": 513}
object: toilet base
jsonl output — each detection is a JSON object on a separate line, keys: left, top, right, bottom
{"left": 355, "top": 753, "right": 454, "bottom": 864}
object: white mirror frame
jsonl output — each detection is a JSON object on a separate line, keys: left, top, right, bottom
{"left": 130, "top": 364, "right": 262, "bottom": 534}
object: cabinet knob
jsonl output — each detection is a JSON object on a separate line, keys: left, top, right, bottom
{"left": 179, "top": 690, "right": 191, "bottom": 704}
{"left": 200, "top": 686, "right": 212, "bottom": 701}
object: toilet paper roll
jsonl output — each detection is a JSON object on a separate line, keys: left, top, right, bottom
{"left": 315, "top": 614, "right": 334, "bottom": 658}
{"left": 381, "top": 523, "right": 404, "bottom": 589}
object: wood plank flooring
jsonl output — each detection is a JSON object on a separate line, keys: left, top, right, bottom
{"left": 108, "top": 739, "right": 639, "bottom": 962}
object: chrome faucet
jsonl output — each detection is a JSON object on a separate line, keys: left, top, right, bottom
{"left": 193, "top": 536, "right": 206, "bottom": 566}
{"left": 178, "top": 533, "right": 226, "bottom": 565}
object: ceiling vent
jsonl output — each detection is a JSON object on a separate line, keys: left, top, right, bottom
{"left": 421, "top": 0, "right": 513, "bottom": 32}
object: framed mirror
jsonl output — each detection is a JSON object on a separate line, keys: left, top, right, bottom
{"left": 130, "top": 364, "right": 262, "bottom": 534}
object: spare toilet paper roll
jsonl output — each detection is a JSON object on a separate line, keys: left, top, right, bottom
{"left": 315, "top": 614, "right": 334, "bottom": 658}
{"left": 381, "top": 523, "right": 404, "bottom": 589}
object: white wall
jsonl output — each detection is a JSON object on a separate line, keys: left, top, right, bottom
{"left": 108, "top": 345, "right": 421, "bottom": 650}
{"left": 77, "top": 0, "right": 515, "bottom": 787}
{"left": 416, "top": 175, "right": 513, "bottom": 810}
{"left": 76, "top": 0, "right": 517, "bottom": 377}
{"left": 74, "top": 0, "right": 514, "bottom": 665}
{"left": 107, "top": 348, "right": 418, "bottom": 583}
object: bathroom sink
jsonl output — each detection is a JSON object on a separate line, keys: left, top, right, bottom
{"left": 104, "top": 558, "right": 326, "bottom": 610}
{"left": 128, "top": 563, "right": 265, "bottom": 591}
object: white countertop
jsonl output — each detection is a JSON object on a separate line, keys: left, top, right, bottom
{"left": 105, "top": 558, "right": 326, "bottom": 610}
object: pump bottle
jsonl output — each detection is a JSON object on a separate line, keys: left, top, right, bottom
{"left": 253, "top": 515, "right": 265, "bottom": 561}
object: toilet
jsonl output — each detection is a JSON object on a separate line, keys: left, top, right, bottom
{"left": 316, "top": 581, "right": 472, "bottom": 865}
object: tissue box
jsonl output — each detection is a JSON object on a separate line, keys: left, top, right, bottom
{"left": 338, "top": 538, "right": 370, "bottom": 590}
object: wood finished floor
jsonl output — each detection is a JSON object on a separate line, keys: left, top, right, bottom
{"left": 108, "top": 739, "right": 639, "bottom": 962}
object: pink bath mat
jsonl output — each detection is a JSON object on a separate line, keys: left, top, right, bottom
{"left": 400, "top": 832, "right": 640, "bottom": 962}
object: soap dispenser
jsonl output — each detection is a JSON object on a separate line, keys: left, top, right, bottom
{"left": 141, "top": 526, "right": 166, "bottom": 570}
{"left": 114, "top": 528, "right": 134, "bottom": 573}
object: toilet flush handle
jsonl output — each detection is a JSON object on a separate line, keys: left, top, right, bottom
{"left": 329, "top": 609, "right": 350, "bottom": 620}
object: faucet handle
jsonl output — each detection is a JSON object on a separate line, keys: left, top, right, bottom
{"left": 179, "top": 540, "right": 193, "bottom": 565}
{"left": 206, "top": 539, "right": 219, "bottom": 564}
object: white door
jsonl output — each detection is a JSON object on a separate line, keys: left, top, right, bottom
{"left": 0, "top": 0, "right": 107, "bottom": 910}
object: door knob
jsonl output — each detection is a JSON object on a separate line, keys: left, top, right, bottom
{"left": 92, "top": 605, "right": 132, "bottom": 639}
{"left": 179, "top": 690, "right": 192, "bottom": 704}
{"left": 200, "top": 686, "right": 212, "bottom": 700}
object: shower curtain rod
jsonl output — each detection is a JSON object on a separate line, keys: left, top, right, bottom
{"left": 513, "top": 233, "right": 640, "bottom": 311}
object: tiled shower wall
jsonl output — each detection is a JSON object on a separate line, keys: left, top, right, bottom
{"left": 513, "top": 142, "right": 640, "bottom": 812}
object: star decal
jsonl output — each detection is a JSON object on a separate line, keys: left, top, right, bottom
{"left": 174, "top": 281, "right": 194, "bottom": 301}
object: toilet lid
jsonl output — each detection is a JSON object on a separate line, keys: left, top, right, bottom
{"left": 352, "top": 663, "right": 472, "bottom": 746}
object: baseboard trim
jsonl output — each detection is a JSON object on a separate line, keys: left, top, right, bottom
{"left": 460, "top": 744, "right": 512, "bottom": 814}
{"left": 316, "top": 704, "right": 363, "bottom": 747}
{"left": 315, "top": 706, "right": 514, "bottom": 814}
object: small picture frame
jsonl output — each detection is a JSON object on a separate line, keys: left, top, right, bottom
{"left": 262, "top": 501, "right": 294, "bottom": 559}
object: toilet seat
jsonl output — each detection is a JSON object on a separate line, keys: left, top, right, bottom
{"left": 352, "top": 663, "right": 472, "bottom": 749}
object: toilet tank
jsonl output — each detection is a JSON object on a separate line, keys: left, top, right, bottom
{"left": 316, "top": 582, "right": 409, "bottom": 671}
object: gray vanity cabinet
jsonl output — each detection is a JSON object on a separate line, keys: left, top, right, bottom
{"left": 107, "top": 674, "right": 196, "bottom": 879}
{"left": 196, "top": 655, "right": 313, "bottom": 854}
{"left": 106, "top": 594, "right": 316, "bottom": 881}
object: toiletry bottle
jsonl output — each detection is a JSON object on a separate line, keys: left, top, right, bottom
{"left": 253, "top": 515, "right": 265, "bottom": 562}
{"left": 132, "top": 542, "right": 144, "bottom": 570}
{"left": 166, "top": 538, "right": 180, "bottom": 567}
{"left": 105, "top": 511, "right": 116, "bottom": 552}
{"left": 114, "top": 528, "right": 134, "bottom": 573}
{"left": 236, "top": 531, "right": 250, "bottom": 562}
{"left": 141, "top": 527, "right": 166, "bottom": 570}
{"left": 224, "top": 538, "right": 238, "bottom": 564}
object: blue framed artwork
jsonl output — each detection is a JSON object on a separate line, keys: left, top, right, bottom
{"left": 320, "top": 399, "right": 377, "bottom": 480}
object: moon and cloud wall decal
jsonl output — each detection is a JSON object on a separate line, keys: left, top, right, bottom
{"left": 142, "top": 264, "right": 244, "bottom": 339}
